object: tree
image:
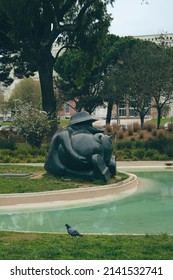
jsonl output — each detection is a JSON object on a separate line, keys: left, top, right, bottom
{"left": 55, "top": 35, "right": 138, "bottom": 118}
{"left": 14, "top": 103, "right": 51, "bottom": 148}
{"left": 0, "top": 0, "right": 114, "bottom": 131}
{"left": 0, "top": 88, "right": 9, "bottom": 118}
{"left": 141, "top": 0, "right": 149, "bottom": 4}
{"left": 92, "top": 35, "right": 138, "bottom": 124}
{"left": 8, "top": 77, "right": 41, "bottom": 111}
{"left": 119, "top": 40, "right": 173, "bottom": 129}
{"left": 117, "top": 40, "right": 173, "bottom": 129}
{"left": 55, "top": 48, "right": 104, "bottom": 114}
{"left": 0, "top": 87, "right": 12, "bottom": 120}
{"left": 101, "top": 64, "right": 125, "bottom": 124}
{"left": 0, "top": 11, "right": 15, "bottom": 86}
{"left": 150, "top": 46, "right": 173, "bottom": 129}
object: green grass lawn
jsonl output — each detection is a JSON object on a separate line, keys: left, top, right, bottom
{"left": 146, "top": 117, "right": 172, "bottom": 125}
{"left": 0, "top": 165, "right": 91, "bottom": 194}
{"left": 0, "top": 231, "right": 173, "bottom": 260}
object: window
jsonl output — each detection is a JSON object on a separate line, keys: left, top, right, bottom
{"left": 119, "top": 108, "right": 126, "bottom": 117}
{"left": 118, "top": 99, "right": 126, "bottom": 117}
{"left": 65, "top": 103, "right": 70, "bottom": 113}
{"left": 129, "top": 107, "right": 138, "bottom": 117}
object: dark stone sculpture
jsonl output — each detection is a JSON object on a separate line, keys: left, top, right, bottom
{"left": 44, "top": 111, "right": 116, "bottom": 182}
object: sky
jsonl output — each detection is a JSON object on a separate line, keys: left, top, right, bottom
{"left": 108, "top": 0, "right": 173, "bottom": 36}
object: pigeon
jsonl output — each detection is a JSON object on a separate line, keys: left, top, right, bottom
{"left": 65, "top": 224, "right": 83, "bottom": 237}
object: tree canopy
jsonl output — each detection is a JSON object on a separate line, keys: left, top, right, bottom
{"left": 8, "top": 78, "right": 42, "bottom": 111}
{"left": 55, "top": 47, "right": 104, "bottom": 114}
{"left": 0, "top": 0, "right": 115, "bottom": 131}
{"left": 55, "top": 34, "right": 138, "bottom": 117}
{"left": 0, "top": 11, "right": 15, "bottom": 86}
{"left": 117, "top": 39, "right": 173, "bottom": 128}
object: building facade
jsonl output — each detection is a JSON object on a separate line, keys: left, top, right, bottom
{"left": 134, "top": 32, "right": 173, "bottom": 47}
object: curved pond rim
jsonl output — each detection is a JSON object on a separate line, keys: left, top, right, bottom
{"left": 0, "top": 172, "right": 138, "bottom": 212}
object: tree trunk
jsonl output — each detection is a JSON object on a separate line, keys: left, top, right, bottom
{"left": 157, "top": 107, "right": 162, "bottom": 129}
{"left": 38, "top": 54, "right": 57, "bottom": 134}
{"left": 140, "top": 113, "right": 145, "bottom": 129}
{"left": 116, "top": 102, "right": 120, "bottom": 124}
{"left": 106, "top": 99, "right": 114, "bottom": 124}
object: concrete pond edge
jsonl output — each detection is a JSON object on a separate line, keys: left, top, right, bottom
{"left": 0, "top": 172, "right": 138, "bottom": 211}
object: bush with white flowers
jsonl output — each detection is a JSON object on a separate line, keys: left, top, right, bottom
{"left": 14, "top": 103, "right": 51, "bottom": 148}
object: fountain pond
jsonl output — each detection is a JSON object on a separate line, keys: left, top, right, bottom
{"left": 0, "top": 167, "right": 173, "bottom": 234}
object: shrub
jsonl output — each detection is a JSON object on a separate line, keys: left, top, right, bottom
{"left": 105, "top": 124, "right": 112, "bottom": 134}
{"left": 115, "top": 149, "right": 133, "bottom": 160}
{"left": 135, "top": 141, "right": 145, "bottom": 149}
{"left": 168, "top": 123, "right": 173, "bottom": 132}
{"left": 144, "top": 137, "right": 160, "bottom": 151}
{"left": 0, "top": 143, "right": 48, "bottom": 163}
{"left": 139, "top": 132, "right": 144, "bottom": 139}
{"left": 157, "top": 130, "right": 164, "bottom": 137}
{"left": 114, "top": 133, "right": 173, "bottom": 160}
{"left": 132, "top": 148, "right": 145, "bottom": 159}
{"left": 145, "top": 149, "right": 158, "bottom": 160}
{"left": 152, "top": 129, "right": 157, "bottom": 137}
{"left": 14, "top": 103, "right": 51, "bottom": 148}
{"left": 157, "top": 154, "right": 169, "bottom": 160}
{"left": 123, "top": 149, "right": 133, "bottom": 159}
{"left": 112, "top": 123, "right": 119, "bottom": 131}
{"left": 117, "top": 130, "right": 124, "bottom": 139}
{"left": 133, "top": 122, "right": 140, "bottom": 132}
{"left": 0, "top": 139, "right": 17, "bottom": 150}
{"left": 164, "top": 145, "right": 173, "bottom": 158}
{"left": 2, "top": 155, "right": 11, "bottom": 163}
{"left": 155, "top": 134, "right": 168, "bottom": 153}
{"left": 127, "top": 125, "right": 133, "bottom": 136}
{"left": 116, "top": 141, "right": 132, "bottom": 150}
{"left": 144, "top": 122, "right": 156, "bottom": 132}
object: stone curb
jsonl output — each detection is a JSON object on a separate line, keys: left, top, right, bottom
{"left": 0, "top": 173, "right": 138, "bottom": 210}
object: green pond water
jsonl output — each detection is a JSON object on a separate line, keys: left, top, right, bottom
{"left": 0, "top": 167, "right": 173, "bottom": 234}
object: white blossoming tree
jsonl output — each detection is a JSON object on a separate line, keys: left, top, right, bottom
{"left": 14, "top": 103, "right": 51, "bottom": 148}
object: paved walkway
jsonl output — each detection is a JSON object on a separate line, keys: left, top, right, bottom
{"left": 117, "top": 161, "right": 173, "bottom": 168}
{"left": 2, "top": 160, "right": 172, "bottom": 168}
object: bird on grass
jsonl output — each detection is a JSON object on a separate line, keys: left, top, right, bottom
{"left": 65, "top": 224, "right": 83, "bottom": 237}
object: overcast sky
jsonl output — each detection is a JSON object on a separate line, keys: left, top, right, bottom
{"left": 108, "top": 0, "right": 173, "bottom": 36}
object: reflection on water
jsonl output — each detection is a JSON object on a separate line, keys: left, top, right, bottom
{"left": 0, "top": 168, "right": 173, "bottom": 234}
